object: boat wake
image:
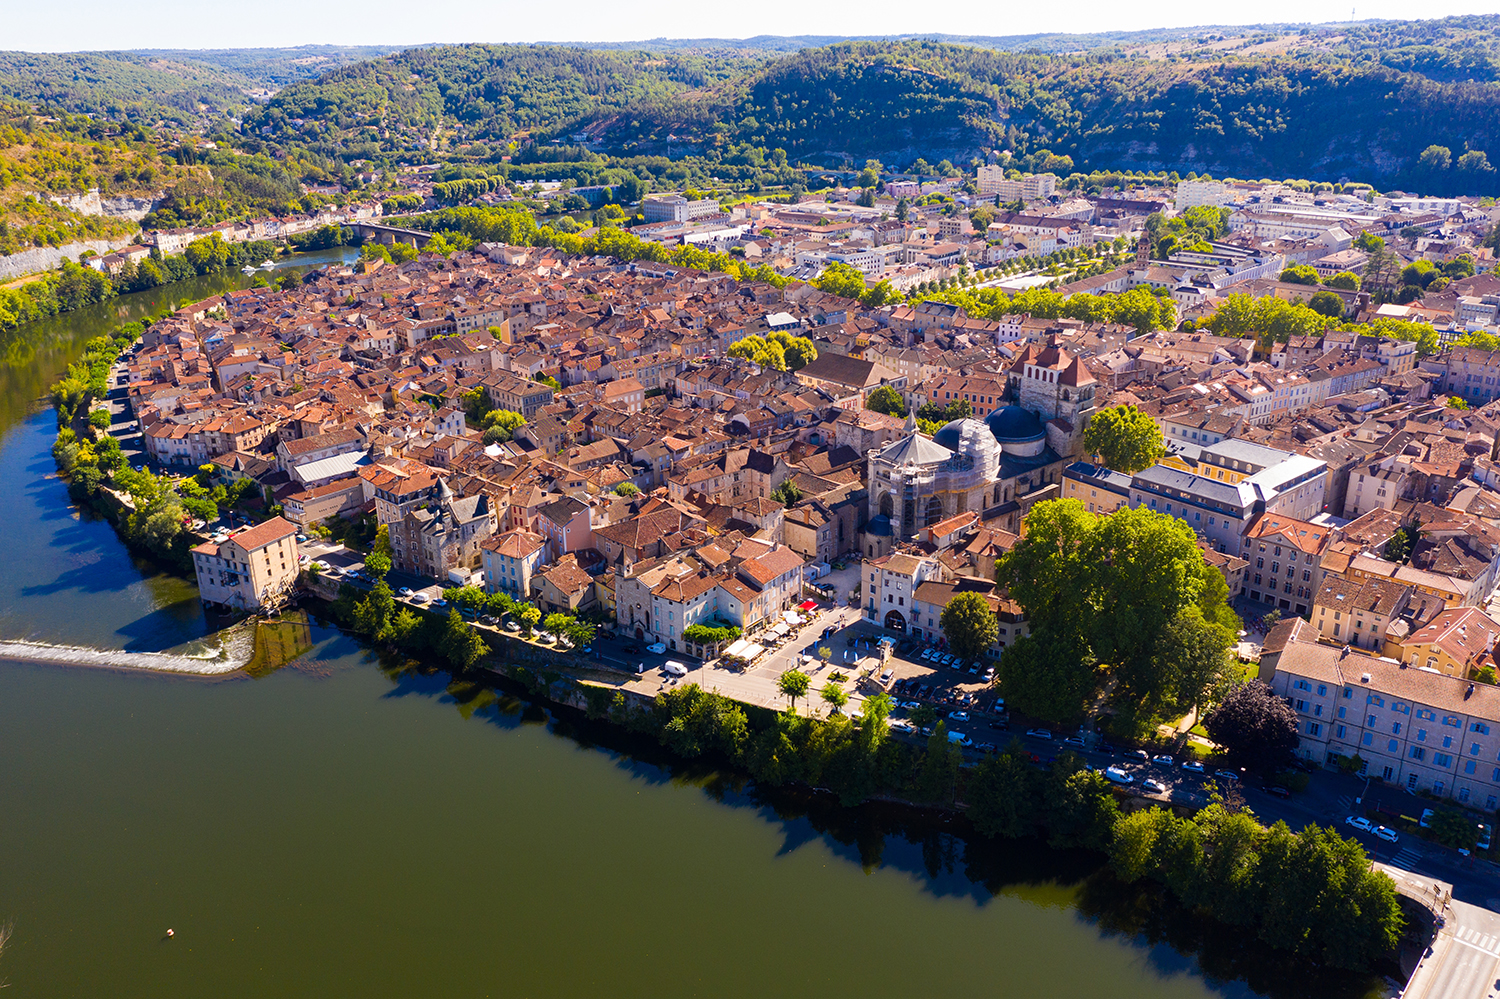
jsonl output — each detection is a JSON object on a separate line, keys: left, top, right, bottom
{"left": 0, "top": 625, "right": 254, "bottom": 676}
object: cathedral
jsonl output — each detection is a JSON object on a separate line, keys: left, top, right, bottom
{"left": 862, "top": 339, "right": 1097, "bottom": 555}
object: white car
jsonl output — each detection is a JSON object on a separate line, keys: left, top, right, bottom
{"left": 1373, "top": 825, "right": 1400, "bottom": 844}
{"left": 1142, "top": 778, "right": 1168, "bottom": 794}
{"left": 646, "top": 642, "right": 667, "bottom": 654}
{"left": 1025, "top": 728, "right": 1053, "bottom": 740}
{"left": 411, "top": 592, "right": 431, "bottom": 604}
{"left": 1345, "top": 816, "right": 1374, "bottom": 834}
{"left": 898, "top": 700, "right": 921, "bottom": 710}
{"left": 1180, "top": 761, "right": 1205, "bottom": 774}
{"left": 1104, "top": 767, "right": 1135, "bottom": 785}
{"left": 949, "top": 710, "right": 970, "bottom": 722}
{"left": 398, "top": 587, "right": 413, "bottom": 597}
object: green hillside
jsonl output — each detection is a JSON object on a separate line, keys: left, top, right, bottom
{"left": 227, "top": 22, "right": 1500, "bottom": 193}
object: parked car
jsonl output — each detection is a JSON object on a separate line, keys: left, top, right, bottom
{"left": 1152, "top": 754, "right": 1175, "bottom": 766}
{"left": 1025, "top": 728, "right": 1053, "bottom": 740}
{"left": 1127, "top": 749, "right": 1150, "bottom": 762}
{"left": 1142, "top": 778, "right": 1168, "bottom": 794}
{"left": 1480, "top": 823, "right": 1493, "bottom": 851}
{"left": 879, "top": 668, "right": 895, "bottom": 685}
{"left": 947, "top": 730, "right": 972, "bottom": 747}
{"left": 662, "top": 661, "right": 688, "bottom": 678}
{"left": 899, "top": 700, "right": 921, "bottom": 711}
{"left": 949, "top": 710, "right": 970, "bottom": 722}
{"left": 398, "top": 587, "right": 413, "bottom": 597}
{"left": 1064, "top": 736, "right": 1087, "bottom": 748}
{"left": 623, "top": 644, "right": 641, "bottom": 654}
{"left": 646, "top": 642, "right": 667, "bottom": 654}
{"left": 983, "top": 667, "right": 995, "bottom": 681}
{"left": 1345, "top": 816, "right": 1374, "bottom": 833}
{"left": 1104, "top": 767, "right": 1135, "bottom": 785}
{"left": 1263, "top": 785, "right": 1291, "bottom": 799}
{"left": 504, "top": 621, "right": 520, "bottom": 633}
{"left": 411, "top": 592, "right": 431, "bottom": 604}
{"left": 975, "top": 742, "right": 997, "bottom": 754}
{"left": 1374, "top": 825, "right": 1400, "bottom": 844}
{"left": 1215, "top": 769, "right": 1241, "bottom": 782}
{"left": 1180, "top": 760, "right": 1205, "bottom": 774}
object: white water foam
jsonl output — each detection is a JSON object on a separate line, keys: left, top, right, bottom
{"left": 0, "top": 625, "right": 254, "bottom": 676}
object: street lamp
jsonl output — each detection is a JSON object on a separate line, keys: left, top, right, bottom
{"left": 1355, "top": 774, "right": 1372, "bottom": 807}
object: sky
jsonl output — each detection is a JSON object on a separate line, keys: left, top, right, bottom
{"left": 7, "top": 0, "right": 1500, "bottom": 52}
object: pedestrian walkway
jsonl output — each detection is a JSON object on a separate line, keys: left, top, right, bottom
{"left": 1394, "top": 846, "right": 1424, "bottom": 870}
{"left": 1452, "top": 924, "right": 1500, "bottom": 959}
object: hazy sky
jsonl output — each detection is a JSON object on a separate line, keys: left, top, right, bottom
{"left": 9, "top": 0, "right": 1500, "bottom": 51}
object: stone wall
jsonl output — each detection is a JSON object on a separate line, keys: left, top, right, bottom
{"left": 0, "top": 237, "right": 141, "bottom": 282}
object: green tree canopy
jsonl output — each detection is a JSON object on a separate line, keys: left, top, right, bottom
{"left": 939, "top": 590, "right": 999, "bottom": 662}
{"left": 865, "top": 385, "right": 907, "bottom": 417}
{"left": 1081, "top": 405, "right": 1166, "bottom": 473}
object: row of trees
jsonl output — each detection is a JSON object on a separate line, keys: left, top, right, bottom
{"left": 966, "top": 742, "right": 1401, "bottom": 970}
{"left": 913, "top": 281, "right": 1177, "bottom": 335}
{"left": 592, "top": 678, "right": 1400, "bottom": 970}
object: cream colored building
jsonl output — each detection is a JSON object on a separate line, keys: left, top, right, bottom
{"left": 191, "top": 516, "right": 301, "bottom": 611}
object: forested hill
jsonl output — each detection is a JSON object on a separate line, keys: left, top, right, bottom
{"left": 234, "top": 18, "right": 1500, "bottom": 194}
{"left": 0, "top": 46, "right": 406, "bottom": 128}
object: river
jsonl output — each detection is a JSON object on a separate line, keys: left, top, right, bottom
{"left": 0, "top": 257, "right": 1386, "bottom": 999}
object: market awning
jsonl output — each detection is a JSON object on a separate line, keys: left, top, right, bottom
{"left": 799, "top": 600, "right": 818, "bottom": 611}
{"left": 770, "top": 622, "right": 790, "bottom": 636}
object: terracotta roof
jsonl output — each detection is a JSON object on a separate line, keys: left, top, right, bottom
{"left": 225, "top": 516, "right": 298, "bottom": 552}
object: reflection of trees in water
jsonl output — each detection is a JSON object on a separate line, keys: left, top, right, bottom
{"left": 357, "top": 645, "right": 1387, "bottom": 999}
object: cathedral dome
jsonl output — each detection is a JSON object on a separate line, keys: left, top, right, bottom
{"left": 985, "top": 405, "right": 1045, "bottom": 444}
{"left": 932, "top": 417, "right": 987, "bottom": 452}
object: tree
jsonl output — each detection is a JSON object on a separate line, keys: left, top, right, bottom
{"left": 966, "top": 743, "right": 1042, "bottom": 837}
{"left": 1081, "top": 405, "right": 1166, "bottom": 473}
{"left": 1307, "top": 290, "right": 1346, "bottom": 318}
{"left": 1426, "top": 809, "right": 1480, "bottom": 851}
{"left": 770, "top": 479, "right": 802, "bottom": 508}
{"left": 820, "top": 681, "right": 849, "bottom": 716}
{"left": 1418, "top": 144, "right": 1453, "bottom": 173}
{"left": 1203, "top": 680, "right": 1300, "bottom": 774}
{"left": 940, "top": 591, "right": 998, "bottom": 662}
{"left": 1279, "top": 265, "right": 1321, "bottom": 285}
{"left": 543, "top": 612, "right": 574, "bottom": 640}
{"left": 777, "top": 668, "right": 810, "bottom": 713}
{"left": 481, "top": 408, "right": 525, "bottom": 441}
{"left": 1325, "top": 270, "right": 1361, "bottom": 291}
{"left": 865, "top": 385, "right": 907, "bottom": 417}
{"left": 519, "top": 604, "right": 541, "bottom": 636}
{"left": 1157, "top": 607, "right": 1237, "bottom": 724}
{"left": 815, "top": 261, "right": 868, "bottom": 300}
{"left": 439, "top": 609, "right": 489, "bottom": 670}
{"left": 727, "top": 334, "right": 786, "bottom": 371}
{"left": 1458, "top": 150, "right": 1494, "bottom": 176}
{"left": 614, "top": 482, "right": 640, "bottom": 497}
{"left": 916, "top": 723, "right": 962, "bottom": 803}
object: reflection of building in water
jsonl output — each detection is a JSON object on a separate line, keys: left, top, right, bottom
{"left": 862, "top": 340, "right": 1095, "bottom": 556}
{"left": 245, "top": 611, "right": 315, "bottom": 678}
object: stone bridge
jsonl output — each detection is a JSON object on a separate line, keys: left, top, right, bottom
{"left": 348, "top": 221, "right": 438, "bottom": 249}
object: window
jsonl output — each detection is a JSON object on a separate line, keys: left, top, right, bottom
{"left": 1343, "top": 688, "right": 1353, "bottom": 699}
{"left": 1410, "top": 746, "right": 1426, "bottom": 761}
{"left": 1417, "top": 708, "right": 1436, "bottom": 721}
{"left": 1460, "top": 788, "right": 1471, "bottom": 803}
{"left": 1418, "top": 729, "right": 1428, "bottom": 742}
{"left": 1314, "top": 704, "right": 1323, "bottom": 717}
{"left": 1337, "top": 725, "right": 1348, "bottom": 739}
{"left": 1369, "top": 695, "right": 1385, "bottom": 707}
{"left": 1444, "top": 716, "right": 1462, "bottom": 727}
{"left": 1434, "top": 752, "right": 1455, "bottom": 767}
{"left": 1294, "top": 679, "right": 1312, "bottom": 692}
{"left": 1466, "top": 760, "right": 1478, "bottom": 775}
{"left": 1362, "top": 733, "right": 1373, "bottom": 746}
{"left": 1473, "top": 743, "right": 1484, "bottom": 756}
{"left": 1473, "top": 722, "right": 1492, "bottom": 735}
{"left": 1443, "top": 735, "right": 1454, "bottom": 749}
{"left": 1368, "top": 714, "right": 1378, "bottom": 727}
{"left": 1338, "top": 706, "right": 1347, "bottom": 720}
{"left": 1294, "top": 699, "right": 1307, "bottom": 712}
{"left": 1393, "top": 722, "right": 1402, "bottom": 735}
{"left": 1317, "top": 685, "right": 1327, "bottom": 697}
